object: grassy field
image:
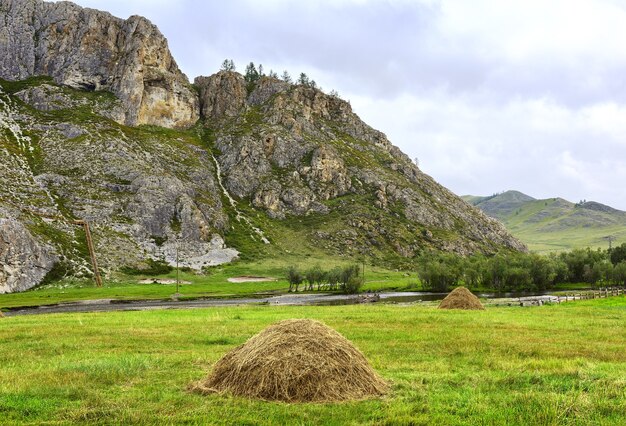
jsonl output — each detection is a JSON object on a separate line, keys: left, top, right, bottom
{"left": 1, "top": 297, "right": 625, "bottom": 425}
{"left": 0, "top": 258, "right": 419, "bottom": 310}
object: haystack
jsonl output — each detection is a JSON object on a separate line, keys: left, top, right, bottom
{"left": 193, "top": 319, "right": 388, "bottom": 403}
{"left": 439, "top": 286, "right": 485, "bottom": 310}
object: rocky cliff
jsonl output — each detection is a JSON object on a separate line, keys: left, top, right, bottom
{"left": 0, "top": 79, "right": 235, "bottom": 293}
{"left": 0, "top": 0, "right": 198, "bottom": 128}
{"left": 195, "top": 72, "right": 525, "bottom": 257}
{"left": 0, "top": 1, "right": 525, "bottom": 293}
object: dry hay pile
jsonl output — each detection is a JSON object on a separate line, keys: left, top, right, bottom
{"left": 439, "top": 286, "right": 485, "bottom": 310}
{"left": 192, "top": 318, "right": 388, "bottom": 403}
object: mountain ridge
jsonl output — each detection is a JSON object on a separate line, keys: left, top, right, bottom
{"left": 463, "top": 190, "right": 626, "bottom": 252}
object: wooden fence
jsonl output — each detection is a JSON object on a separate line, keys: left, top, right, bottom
{"left": 502, "top": 287, "right": 626, "bottom": 307}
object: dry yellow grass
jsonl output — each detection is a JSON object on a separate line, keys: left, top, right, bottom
{"left": 439, "top": 286, "right": 485, "bottom": 310}
{"left": 192, "top": 318, "right": 388, "bottom": 403}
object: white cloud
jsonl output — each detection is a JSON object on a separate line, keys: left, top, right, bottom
{"left": 60, "top": 0, "right": 626, "bottom": 209}
{"left": 350, "top": 91, "right": 626, "bottom": 208}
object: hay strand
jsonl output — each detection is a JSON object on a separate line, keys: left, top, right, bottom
{"left": 192, "top": 319, "right": 388, "bottom": 403}
{"left": 439, "top": 286, "right": 485, "bottom": 310}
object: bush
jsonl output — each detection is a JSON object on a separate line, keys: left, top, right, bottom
{"left": 340, "top": 265, "right": 363, "bottom": 294}
{"left": 326, "top": 267, "right": 342, "bottom": 291}
{"left": 284, "top": 265, "right": 362, "bottom": 293}
{"left": 343, "top": 275, "right": 364, "bottom": 294}
{"left": 417, "top": 253, "right": 460, "bottom": 292}
{"left": 121, "top": 258, "right": 173, "bottom": 276}
{"left": 613, "top": 262, "right": 626, "bottom": 286}
{"left": 40, "top": 261, "right": 73, "bottom": 285}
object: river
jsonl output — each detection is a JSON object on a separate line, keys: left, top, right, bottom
{"left": 3, "top": 289, "right": 579, "bottom": 316}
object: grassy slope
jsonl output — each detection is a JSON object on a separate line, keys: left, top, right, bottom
{"left": 465, "top": 193, "right": 626, "bottom": 253}
{"left": 1, "top": 298, "right": 625, "bottom": 425}
{"left": 503, "top": 199, "right": 626, "bottom": 253}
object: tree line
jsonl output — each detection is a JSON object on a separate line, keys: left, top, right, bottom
{"left": 220, "top": 59, "right": 341, "bottom": 98}
{"left": 286, "top": 264, "right": 363, "bottom": 294}
{"left": 417, "top": 244, "right": 626, "bottom": 292}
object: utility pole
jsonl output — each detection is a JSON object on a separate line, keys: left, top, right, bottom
{"left": 605, "top": 235, "right": 615, "bottom": 250}
{"left": 175, "top": 238, "right": 180, "bottom": 295}
{"left": 81, "top": 220, "right": 102, "bottom": 287}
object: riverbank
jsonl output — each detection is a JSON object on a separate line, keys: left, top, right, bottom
{"left": 7, "top": 288, "right": 621, "bottom": 316}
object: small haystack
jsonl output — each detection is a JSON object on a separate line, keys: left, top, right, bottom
{"left": 439, "top": 286, "right": 485, "bottom": 310}
{"left": 192, "top": 319, "right": 388, "bottom": 403}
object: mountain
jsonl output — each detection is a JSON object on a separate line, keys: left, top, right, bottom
{"left": 0, "top": 0, "right": 524, "bottom": 293}
{"left": 463, "top": 191, "right": 626, "bottom": 252}
{"left": 462, "top": 191, "right": 536, "bottom": 219}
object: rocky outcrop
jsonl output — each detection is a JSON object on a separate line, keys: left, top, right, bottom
{"left": 306, "top": 145, "right": 351, "bottom": 200}
{"left": 0, "top": 215, "right": 58, "bottom": 293}
{"left": 0, "top": 0, "right": 198, "bottom": 128}
{"left": 195, "top": 72, "right": 247, "bottom": 121}
{"left": 0, "top": 77, "right": 237, "bottom": 293}
{"left": 14, "top": 83, "right": 126, "bottom": 122}
{"left": 195, "top": 71, "right": 526, "bottom": 255}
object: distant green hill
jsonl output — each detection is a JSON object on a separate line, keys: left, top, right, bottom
{"left": 462, "top": 191, "right": 626, "bottom": 252}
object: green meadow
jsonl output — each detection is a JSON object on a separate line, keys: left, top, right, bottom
{"left": 502, "top": 198, "right": 626, "bottom": 253}
{"left": 1, "top": 297, "right": 625, "bottom": 425}
{"left": 0, "top": 259, "right": 417, "bottom": 309}
{"left": 464, "top": 193, "right": 626, "bottom": 253}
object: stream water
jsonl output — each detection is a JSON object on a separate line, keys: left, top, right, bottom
{"left": 306, "top": 290, "right": 563, "bottom": 306}
{"left": 5, "top": 289, "right": 585, "bottom": 316}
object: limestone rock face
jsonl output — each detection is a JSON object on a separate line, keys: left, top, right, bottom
{"left": 195, "top": 72, "right": 247, "bottom": 121}
{"left": 195, "top": 71, "right": 526, "bottom": 256}
{"left": 0, "top": 215, "right": 58, "bottom": 294}
{"left": 15, "top": 83, "right": 126, "bottom": 123}
{"left": 0, "top": 0, "right": 198, "bottom": 128}
{"left": 0, "top": 78, "right": 236, "bottom": 293}
{"left": 307, "top": 145, "right": 350, "bottom": 200}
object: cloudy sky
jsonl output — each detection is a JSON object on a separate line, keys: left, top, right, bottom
{"left": 70, "top": 0, "right": 626, "bottom": 209}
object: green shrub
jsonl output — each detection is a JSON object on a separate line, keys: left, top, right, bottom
{"left": 344, "top": 274, "right": 364, "bottom": 294}
{"left": 340, "top": 265, "right": 363, "bottom": 294}
{"left": 121, "top": 259, "right": 173, "bottom": 276}
{"left": 326, "top": 267, "right": 342, "bottom": 291}
{"left": 40, "top": 261, "right": 73, "bottom": 285}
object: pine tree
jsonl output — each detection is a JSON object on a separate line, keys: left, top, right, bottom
{"left": 281, "top": 70, "right": 292, "bottom": 83}
{"left": 244, "top": 62, "right": 260, "bottom": 92}
{"left": 244, "top": 62, "right": 259, "bottom": 81}
{"left": 297, "top": 72, "right": 309, "bottom": 86}
{"left": 220, "top": 59, "right": 235, "bottom": 72}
